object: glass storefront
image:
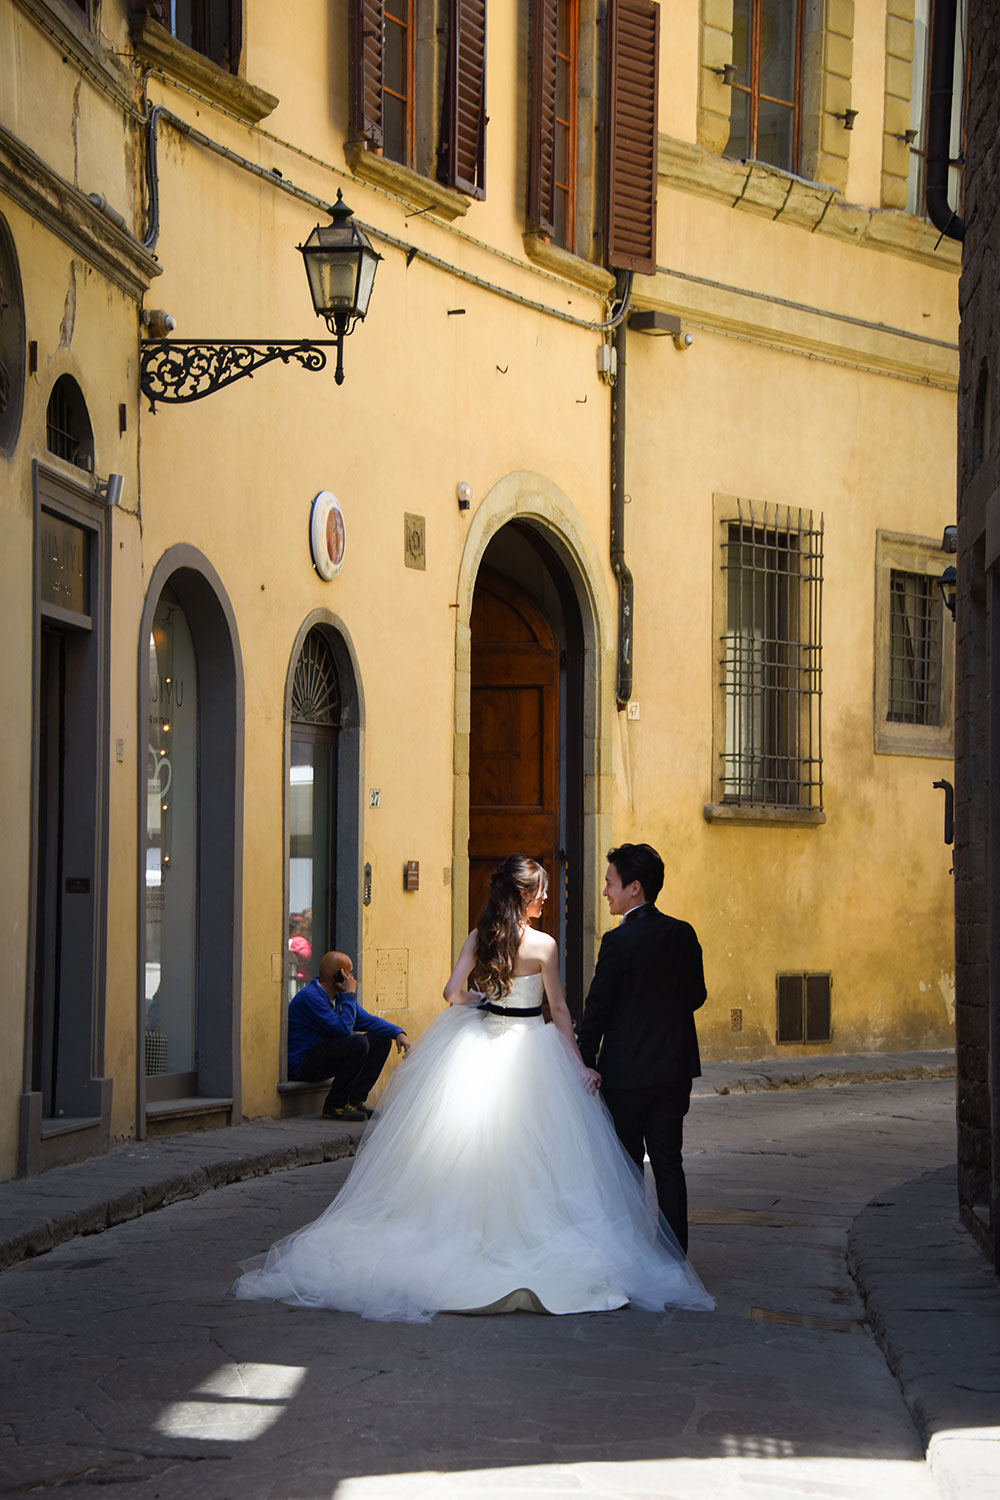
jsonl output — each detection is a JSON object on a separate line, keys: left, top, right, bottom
{"left": 145, "top": 585, "right": 198, "bottom": 1084}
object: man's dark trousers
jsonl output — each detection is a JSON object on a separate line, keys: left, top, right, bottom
{"left": 295, "top": 1031, "right": 392, "bottom": 1113}
{"left": 601, "top": 1081, "right": 692, "bottom": 1251}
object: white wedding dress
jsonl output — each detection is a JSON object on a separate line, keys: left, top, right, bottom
{"left": 234, "top": 974, "right": 714, "bottom": 1323}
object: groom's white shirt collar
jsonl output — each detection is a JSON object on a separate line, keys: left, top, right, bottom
{"left": 621, "top": 902, "right": 649, "bottom": 921}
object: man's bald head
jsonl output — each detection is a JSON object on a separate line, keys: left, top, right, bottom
{"left": 318, "top": 950, "right": 353, "bottom": 987}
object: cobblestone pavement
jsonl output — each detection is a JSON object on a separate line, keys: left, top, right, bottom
{"left": 3, "top": 1075, "right": 994, "bottom": 1499}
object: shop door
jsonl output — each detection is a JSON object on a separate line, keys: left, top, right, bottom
{"left": 468, "top": 570, "right": 560, "bottom": 938}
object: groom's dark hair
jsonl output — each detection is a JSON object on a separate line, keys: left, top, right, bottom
{"left": 607, "top": 843, "right": 664, "bottom": 903}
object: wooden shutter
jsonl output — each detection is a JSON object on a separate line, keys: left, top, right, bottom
{"left": 606, "top": 0, "right": 659, "bottom": 275}
{"left": 440, "top": 0, "right": 487, "bottom": 199}
{"left": 350, "top": 0, "right": 384, "bottom": 148}
{"left": 528, "top": 0, "right": 559, "bottom": 236}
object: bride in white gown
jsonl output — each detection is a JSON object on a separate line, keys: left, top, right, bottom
{"left": 234, "top": 855, "right": 714, "bottom": 1323}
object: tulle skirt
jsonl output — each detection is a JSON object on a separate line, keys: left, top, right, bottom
{"left": 234, "top": 1004, "right": 715, "bottom": 1323}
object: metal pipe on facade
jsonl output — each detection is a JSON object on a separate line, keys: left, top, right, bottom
{"left": 610, "top": 272, "right": 634, "bottom": 708}
{"left": 926, "top": 0, "right": 966, "bottom": 242}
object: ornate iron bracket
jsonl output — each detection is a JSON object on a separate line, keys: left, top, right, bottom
{"left": 139, "top": 338, "right": 343, "bottom": 410}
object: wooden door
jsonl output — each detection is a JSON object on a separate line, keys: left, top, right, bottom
{"left": 469, "top": 570, "right": 560, "bottom": 938}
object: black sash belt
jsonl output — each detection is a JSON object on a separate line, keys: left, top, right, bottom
{"left": 482, "top": 1002, "right": 543, "bottom": 1017}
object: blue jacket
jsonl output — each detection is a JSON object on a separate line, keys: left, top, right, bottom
{"left": 287, "top": 977, "right": 404, "bottom": 1077}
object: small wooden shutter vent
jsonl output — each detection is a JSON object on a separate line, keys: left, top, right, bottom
{"left": 606, "top": 0, "right": 659, "bottom": 275}
{"left": 528, "top": 0, "right": 559, "bottom": 236}
{"left": 776, "top": 973, "right": 832, "bottom": 1044}
{"left": 440, "top": 0, "right": 488, "bottom": 198}
{"left": 350, "top": 0, "right": 385, "bottom": 148}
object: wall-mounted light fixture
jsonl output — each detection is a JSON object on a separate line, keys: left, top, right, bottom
{"left": 96, "top": 472, "right": 124, "bottom": 507}
{"left": 834, "top": 108, "right": 859, "bottom": 130}
{"left": 937, "top": 564, "right": 957, "bottom": 619}
{"left": 139, "top": 192, "right": 381, "bottom": 409}
{"left": 629, "top": 310, "right": 680, "bottom": 337}
{"left": 456, "top": 481, "right": 473, "bottom": 511}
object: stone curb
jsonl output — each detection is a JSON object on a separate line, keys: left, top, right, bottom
{"left": 0, "top": 1122, "right": 364, "bottom": 1273}
{"left": 696, "top": 1050, "right": 955, "bottom": 1096}
{"left": 848, "top": 1163, "right": 1000, "bottom": 1500}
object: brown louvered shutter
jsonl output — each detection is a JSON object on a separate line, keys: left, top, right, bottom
{"left": 440, "top": 0, "right": 487, "bottom": 199}
{"left": 528, "top": 0, "right": 559, "bottom": 235}
{"left": 606, "top": 0, "right": 659, "bottom": 275}
{"left": 350, "top": 0, "right": 384, "bottom": 148}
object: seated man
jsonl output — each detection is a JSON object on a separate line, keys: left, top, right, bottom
{"left": 287, "top": 949, "right": 410, "bottom": 1121}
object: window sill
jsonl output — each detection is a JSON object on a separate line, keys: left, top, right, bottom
{"left": 657, "top": 133, "right": 961, "bottom": 273}
{"left": 344, "top": 140, "right": 470, "bottom": 220}
{"left": 131, "top": 16, "right": 278, "bottom": 124}
{"left": 522, "top": 234, "right": 617, "bottom": 297}
{"left": 703, "top": 803, "right": 826, "bottom": 827}
{"left": 875, "top": 729, "right": 954, "bottom": 759}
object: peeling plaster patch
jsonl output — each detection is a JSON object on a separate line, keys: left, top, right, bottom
{"left": 938, "top": 971, "right": 956, "bottom": 1025}
{"left": 72, "top": 80, "right": 81, "bottom": 185}
{"left": 59, "top": 263, "right": 78, "bottom": 348}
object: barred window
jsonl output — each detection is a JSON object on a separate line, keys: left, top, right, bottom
{"left": 720, "top": 504, "right": 823, "bottom": 809}
{"left": 888, "top": 570, "right": 943, "bottom": 726}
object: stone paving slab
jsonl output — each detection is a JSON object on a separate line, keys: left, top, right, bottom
{"left": 0, "top": 1117, "right": 364, "bottom": 1271}
{"left": 849, "top": 1161, "right": 1000, "bottom": 1500}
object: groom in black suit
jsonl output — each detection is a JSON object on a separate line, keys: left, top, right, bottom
{"left": 577, "top": 843, "right": 706, "bottom": 1252}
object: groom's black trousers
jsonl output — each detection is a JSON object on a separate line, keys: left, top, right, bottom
{"left": 601, "top": 1081, "right": 692, "bottom": 1252}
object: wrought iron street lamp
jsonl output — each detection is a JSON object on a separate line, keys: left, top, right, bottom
{"left": 139, "top": 192, "right": 381, "bottom": 409}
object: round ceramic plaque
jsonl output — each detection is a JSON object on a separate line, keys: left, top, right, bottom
{"left": 309, "top": 491, "right": 346, "bottom": 580}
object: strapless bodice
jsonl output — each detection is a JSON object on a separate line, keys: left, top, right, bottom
{"left": 505, "top": 972, "right": 544, "bottom": 1004}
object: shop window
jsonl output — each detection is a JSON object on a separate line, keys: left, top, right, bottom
{"left": 145, "top": 586, "right": 199, "bottom": 1089}
{"left": 716, "top": 503, "right": 824, "bottom": 812}
{"left": 349, "top": 0, "right": 486, "bottom": 198}
{"left": 874, "top": 532, "right": 954, "bottom": 758}
{"left": 46, "top": 375, "right": 94, "bottom": 473}
{"left": 287, "top": 630, "right": 341, "bottom": 995}
{"left": 777, "top": 972, "right": 831, "bottom": 1043}
{"left": 725, "top": 0, "right": 804, "bottom": 175}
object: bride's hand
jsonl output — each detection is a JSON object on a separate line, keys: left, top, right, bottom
{"left": 584, "top": 1067, "right": 601, "bottom": 1094}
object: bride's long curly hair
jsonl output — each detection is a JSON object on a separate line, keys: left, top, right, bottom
{"left": 471, "top": 854, "right": 547, "bottom": 998}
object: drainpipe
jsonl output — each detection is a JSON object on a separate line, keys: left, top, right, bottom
{"left": 926, "top": 0, "right": 966, "bottom": 242}
{"left": 610, "top": 273, "right": 634, "bottom": 708}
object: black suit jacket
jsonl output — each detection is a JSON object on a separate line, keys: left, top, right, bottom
{"left": 577, "top": 904, "right": 706, "bottom": 1090}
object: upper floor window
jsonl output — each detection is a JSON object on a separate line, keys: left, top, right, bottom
{"left": 350, "top": 0, "right": 486, "bottom": 198}
{"left": 725, "top": 0, "right": 804, "bottom": 174}
{"left": 147, "top": 1, "right": 242, "bottom": 74}
{"left": 526, "top": 0, "right": 658, "bottom": 276}
{"left": 905, "top": 0, "right": 969, "bottom": 217}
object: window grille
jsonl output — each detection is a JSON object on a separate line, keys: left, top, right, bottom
{"left": 888, "top": 570, "right": 943, "bottom": 726}
{"left": 776, "top": 972, "right": 831, "bottom": 1044}
{"left": 720, "top": 503, "right": 823, "bottom": 809}
{"left": 291, "top": 630, "right": 341, "bottom": 726}
{"left": 45, "top": 375, "right": 94, "bottom": 472}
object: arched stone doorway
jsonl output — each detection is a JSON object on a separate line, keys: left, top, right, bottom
{"left": 138, "top": 550, "right": 244, "bottom": 1135}
{"left": 464, "top": 511, "right": 607, "bottom": 1020}
{"left": 454, "top": 473, "right": 615, "bottom": 1020}
{"left": 283, "top": 613, "right": 365, "bottom": 1016}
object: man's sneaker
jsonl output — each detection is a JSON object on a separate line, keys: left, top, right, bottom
{"left": 349, "top": 1102, "right": 374, "bottom": 1118}
{"left": 322, "top": 1104, "right": 368, "bottom": 1122}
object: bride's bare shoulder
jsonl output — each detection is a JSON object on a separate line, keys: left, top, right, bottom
{"left": 520, "top": 927, "right": 556, "bottom": 959}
